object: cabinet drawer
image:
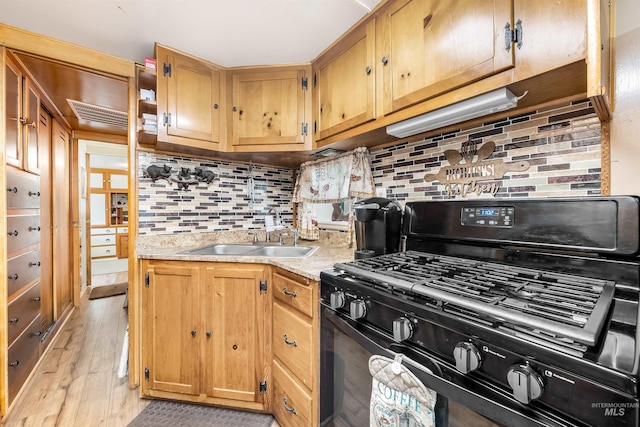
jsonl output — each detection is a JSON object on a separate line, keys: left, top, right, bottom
{"left": 8, "top": 282, "right": 42, "bottom": 345}
{"left": 91, "top": 245, "right": 117, "bottom": 258}
{"left": 91, "top": 234, "right": 117, "bottom": 246}
{"left": 91, "top": 227, "right": 116, "bottom": 235}
{"left": 273, "top": 301, "right": 313, "bottom": 390}
{"left": 7, "top": 214, "right": 41, "bottom": 254}
{"left": 117, "top": 226, "right": 128, "bottom": 234}
{"left": 8, "top": 315, "right": 42, "bottom": 404}
{"left": 7, "top": 249, "right": 41, "bottom": 297}
{"left": 273, "top": 360, "right": 313, "bottom": 427}
{"left": 6, "top": 169, "right": 41, "bottom": 209}
{"left": 273, "top": 271, "right": 314, "bottom": 318}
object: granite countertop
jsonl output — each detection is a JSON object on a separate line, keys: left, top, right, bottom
{"left": 136, "top": 230, "right": 355, "bottom": 281}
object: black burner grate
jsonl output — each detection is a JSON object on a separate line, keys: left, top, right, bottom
{"left": 335, "top": 251, "right": 616, "bottom": 346}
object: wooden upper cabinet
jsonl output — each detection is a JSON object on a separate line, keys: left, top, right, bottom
{"left": 5, "top": 57, "right": 22, "bottom": 168}
{"left": 5, "top": 53, "right": 43, "bottom": 174}
{"left": 230, "top": 66, "right": 311, "bottom": 151}
{"left": 378, "top": 0, "right": 514, "bottom": 116}
{"left": 512, "top": 0, "right": 587, "bottom": 81}
{"left": 155, "top": 45, "right": 224, "bottom": 150}
{"left": 314, "top": 19, "right": 376, "bottom": 141}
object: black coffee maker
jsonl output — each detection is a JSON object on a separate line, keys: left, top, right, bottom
{"left": 353, "top": 197, "right": 402, "bottom": 259}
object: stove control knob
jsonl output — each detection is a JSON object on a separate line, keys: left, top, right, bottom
{"left": 453, "top": 342, "right": 482, "bottom": 374}
{"left": 507, "top": 364, "right": 545, "bottom": 404}
{"left": 329, "top": 291, "right": 346, "bottom": 309}
{"left": 392, "top": 317, "right": 413, "bottom": 342}
{"left": 349, "top": 299, "right": 367, "bottom": 320}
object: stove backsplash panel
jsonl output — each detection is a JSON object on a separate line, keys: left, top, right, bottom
{"left": 138, "top": 100, "right": 600, "bottom": 234}
{"left": 371, "top": 99, "right": 601, "bottom": 202}
{"left": 138, "top": 152, "right": 292, "bottom": 235}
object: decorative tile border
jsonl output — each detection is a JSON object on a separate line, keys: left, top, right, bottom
{"left": 138, "top": 100, "right": 601, "bottom": 234}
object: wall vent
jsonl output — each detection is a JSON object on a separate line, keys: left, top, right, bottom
{"left": 67, "top": 99, "right": 128, "bottom": 128}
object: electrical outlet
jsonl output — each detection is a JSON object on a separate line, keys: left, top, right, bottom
{"left": 376, "top": 187, "right": 387, "bottom": 197}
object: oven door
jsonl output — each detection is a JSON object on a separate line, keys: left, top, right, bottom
{"left": 320, "top": 304, "right": 581, "bottom": 427}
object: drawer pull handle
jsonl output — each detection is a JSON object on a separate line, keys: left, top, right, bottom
{"left": 105, "top": 238, "right": 111, "bottom": 242}
{"left": 9, "top": 360, "right": 20, "bottom": 367}
{"left": 33, "top": 296, "right": 41, "bottom": 302}
{"left": 28, "top": 191, "right": 40, "bottom": 197}
{"left": 7, "top": 187, "right": 18, "bottom": 193}
{"left": 8, "top": 274, "right": 19, "bottom": 280}
{"left": 8, "top": 230, "right": 19, "bottom": 237}
{"left": 29, "top": 261, "right": 41, "bottom": 267}
{"left": 283, "top": 397, "right": 297, "bottom": 415}
{"left": 283, "top": 334, "right": 298, "bottom": 347}
{"left": 282, "top": 287, "right": 297, "bottom": 298}
{"left": 29, "top": 226, "right": 41, "bottom": 232}
{"left": 9, "top": 317, "right": 19, "bottom": 324}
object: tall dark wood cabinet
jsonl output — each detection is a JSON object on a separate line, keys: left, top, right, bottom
{"left": 3, "top": 50, "right": 72, "bottom": 410}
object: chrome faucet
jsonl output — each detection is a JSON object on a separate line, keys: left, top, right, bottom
{"left": 266, "top": 207, "right": 285, "bottom": 242}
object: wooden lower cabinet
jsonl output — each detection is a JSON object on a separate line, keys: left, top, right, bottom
{"left": 141, "top": 260, "right": 271, "bottom": 411}
{"left": 272, "top": 268, "right": 319, "bottom": 427}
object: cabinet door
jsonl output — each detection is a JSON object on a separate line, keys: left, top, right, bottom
{"left": 52, "top": 120, "right": 72, "bottom": 317}
{"left": 231, "top": 68, "right": 309, "bottom": 150}
{"left": 203, "top": 265, "right": 268, "bottom": 404}
{"left": 513, "top": 0, "right": 587, "bottom": 80}
{"left": 23, "top": 79, "right": 41, "bottom": 175}
{"left": 89, "top": 193, "right": 108, "bottom": 226}
{"left": 315, "top": 19, "right": 376, "bottom": 141}
{"left": 157, "top": 48, "right": 222, "bottom": 145}
{"left": 5, "top": 58, "right": 23, "bottom": 168}
{"left": 379, "top": 0, "right": 514, "bottom": 115}
{"left": 109, "top": 172, "right": 128, "bottom": 190}
{"left": 143, "top": 263, "right": 201, "bottom": 396}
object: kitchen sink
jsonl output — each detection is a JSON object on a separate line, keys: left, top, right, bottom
{"left": 181, "top": 244, "right": 318, "bottom": 258}
{"left": 249, "top": 245, "right": 318, "bottom": 258}
{"left": 182, "top": 244, "right": 261, "bottom": 255}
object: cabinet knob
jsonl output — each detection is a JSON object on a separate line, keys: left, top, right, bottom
{"left": 9, "top": 317, "right": 19, "bottom": 324}
{"left": 29, "top": 226, "right": 41, "bottom": 232}
{"left": 8, "top": 230, "right": 19, "bottom": 237}
{"left": 365, "top": 66, "right": 372, "bottom": 75}
{"left": 9, "top": 360, "right": 20, "bottom": 367}
{"left": 191, "top": 330, "right": 197, "bottom": 337}
{"left": 8, "top": 274, "right": 19, "bottom": 280}
{"left": 29, "top": 261, "right": 41, "bottom": 267}
{"left": 28, "top": 191, "right": 40, "bottom": 197}
{"left": 213, "top": 103, "right": 219, "bottom": 109}
{"left": 206, "top": 331, "right": 212, "bottom": 337}
{"left": 232, "top": 106, "right": 238, "bottom": 112}
{"left": 7, "top": 187, "right": 18, "bottom": 193}
{"left": 33, "top": 296, "right": 41, "bottom": 302}
{"left": 32, "top": 331, "right": 42, "bottom": 337}
{"left": 381, "top": 56, "right": 389, "bottom": 65}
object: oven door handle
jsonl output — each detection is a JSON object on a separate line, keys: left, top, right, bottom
{"left": 322, "top": 306, "right": 572, "bottom": 427}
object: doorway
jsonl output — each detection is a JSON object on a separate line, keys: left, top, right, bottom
{"left": 80, "top": 140, "right": 129, "bottom": 290}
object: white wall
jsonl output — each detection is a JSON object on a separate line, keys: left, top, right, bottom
{"left": 610, "top": 0, "right": 640, "bottom": 196}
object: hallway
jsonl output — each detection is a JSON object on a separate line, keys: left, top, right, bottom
{"left": 4, "top": 289, "right": 147, "bottom": 426}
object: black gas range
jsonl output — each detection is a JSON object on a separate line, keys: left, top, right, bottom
{"left": 320, "top": 197, "right": 640, "bottom": 427}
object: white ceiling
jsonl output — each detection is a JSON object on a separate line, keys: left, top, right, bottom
{"left": 1, "top": 0, "right": 382, "bottom": 67}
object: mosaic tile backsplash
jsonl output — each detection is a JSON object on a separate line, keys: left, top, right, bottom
{"left": 371, "top": 99, "right": 601, "bottom": 202}
{"left": 138, "top": 100, "right": 600, "bottom": 234}
{"left": 138, "top": 153, "right": 293, "bottom": 235}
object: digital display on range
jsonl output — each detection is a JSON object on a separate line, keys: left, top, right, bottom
{"left": 477, "top": 208, "right": 499, "bottom": 217}
{"left": 461, "top": 206, "right": 515, "bottom": 227}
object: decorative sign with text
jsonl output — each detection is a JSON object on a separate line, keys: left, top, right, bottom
{"left": 424, "top": 141, "right": 530, "bottom": 198}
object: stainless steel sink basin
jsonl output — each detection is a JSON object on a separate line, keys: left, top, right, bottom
{"left": 249, "top": 245, "right": 318, "bottom": 258}
{"left": 181, "top": 244, "right": 318, "bottom": 258}
{"left": 182, "top": 244, "right": 261, "bottom": 255}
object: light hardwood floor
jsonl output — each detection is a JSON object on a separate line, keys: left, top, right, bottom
{"left": 3, "top": 276, "right": 148, "bottom": 426}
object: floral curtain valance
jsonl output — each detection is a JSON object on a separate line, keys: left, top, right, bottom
{"left": 292, "top": 147, "right": 376, "bottom": 203}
